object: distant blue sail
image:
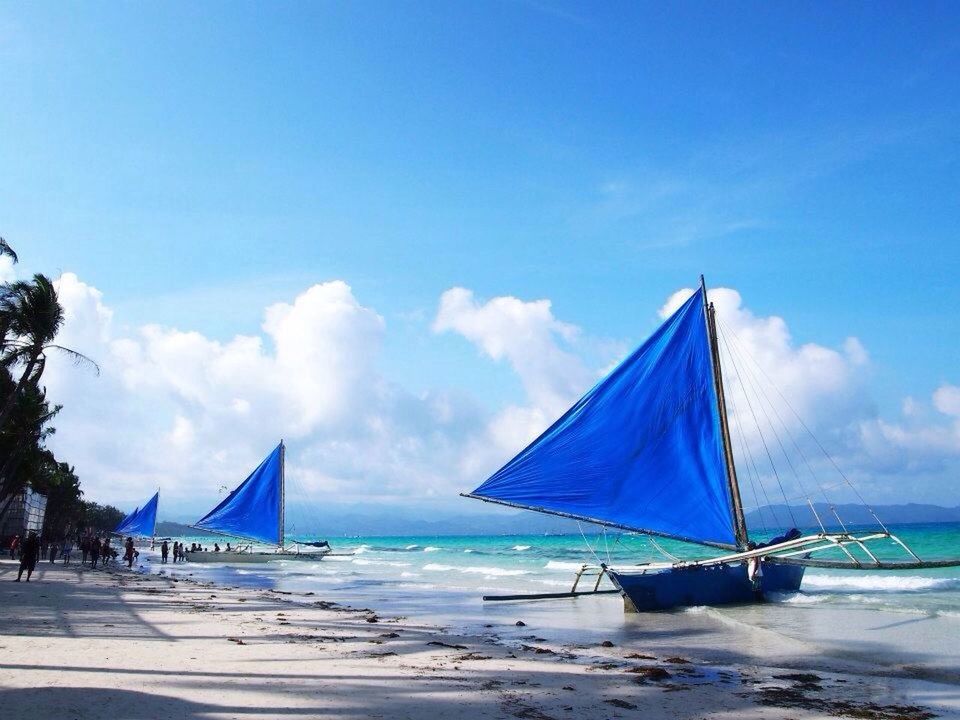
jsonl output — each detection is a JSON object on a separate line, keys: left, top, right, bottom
{"left": 114, "top": 506, "right": 138, "bottom": 534}
{"left": 466, "top": 287, "right": 737, "bottom": 548}
{"left": 193, "top": 443, "right": 283, "bottom": 545}
{"left": 115, "top": 492, "right": 159, "bottom": 537}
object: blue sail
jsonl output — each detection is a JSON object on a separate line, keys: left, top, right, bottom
{"left": 193, "top": 443, "right": 283, "bottom": 545}
{"left": 465, "top": 287, "right": 737, "bottom": 548}
{"left": 114, "top": 506, "right": 138, "bottom": 534}
{"left": 115, "top": 492, "right": 159, "bottom": 537}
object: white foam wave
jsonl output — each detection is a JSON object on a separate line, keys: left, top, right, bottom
{"left": 463, "top": 549, "right": 474, "bottom": 553}
{"left": 423, "top": 546, "right": 440, "bottom": 553}
{"left": 405, "top": 544, "right": 419, "bottom": 550}
{"left": 422, "top": 562, "right": 529, "bottom": 577}
{"left": 545, "top": 560, "right": 586, "bottom": 571}
{"left": 352, "top": 545, "right": 371, "bottom": 555}
{"left": 352, "top": 558, "right": 411, "bottom": 568}
{"left": 803, "top": 574, "right": 960, "bottom": 594}
{"left": 512, "top": 545, "right": 531, "bottom": 551}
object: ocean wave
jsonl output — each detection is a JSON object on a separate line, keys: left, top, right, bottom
{"left": 352, "top": 558, "right": 412, "bottom": 568}
{"left": 423, "top": 546, "right": 440, "bottom": 552}
{"left": 512, "top": 545, "right": 531, "bottom": 551}
{"left": 544, "top": 560, "right": 587, "bottom": 571}
{"left": 803, "top": 574, "right": 960, "bottom": 594}
{"left": 422, "top": 563, "right": 530, "bottom": 577}
{"left": 463, "top": 549, "right": 474, "bottom": 553}
{"left": 405, "top": 544, "right": 419, "bottom": 550}
{"left": 352, "top": 545, "right": 371, "bottom": 555}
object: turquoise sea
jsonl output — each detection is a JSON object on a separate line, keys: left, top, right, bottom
{"left": 154, "top": 522, "right": 960, "bottom": 681}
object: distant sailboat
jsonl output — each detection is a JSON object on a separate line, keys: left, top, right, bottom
{"left": 113, "top": 491, "right": 159, "bottom": 539}
{"left": 187, "top": 441, "right": 330, "bottom": 563}
{"left": 466, "top": 277, "right": 960, "bottom": 611}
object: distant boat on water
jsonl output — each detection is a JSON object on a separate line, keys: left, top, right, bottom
{"left": 466, "top": 277, "right": 960, "bottom": 611}
{"left": 186, "top": 441, "right": 331, "bottom": 563}
{"left": 113, "top": 491, "right": 159, "bottom": 539}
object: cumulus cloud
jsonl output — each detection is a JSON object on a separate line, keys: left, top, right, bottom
{"left": 31, "top": 274, "right": 960, "bottom": 520}
{"left": 43, "top": 275, "right": 484, "bottom": 519}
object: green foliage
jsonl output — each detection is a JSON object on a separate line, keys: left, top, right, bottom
{"left": 0, "top": 238, "right": 105, "bottom": 534}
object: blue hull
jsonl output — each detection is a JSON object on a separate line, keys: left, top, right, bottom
{"left": 608, "top": 561, "right": 805, "bottom": 612}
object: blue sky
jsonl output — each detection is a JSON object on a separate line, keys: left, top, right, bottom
{"left": 2, "top": 3, "right": 959, "bottom": 514}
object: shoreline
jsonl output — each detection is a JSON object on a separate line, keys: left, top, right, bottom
{"left": 1, "top": 558, "right": 954, "bottom": 719}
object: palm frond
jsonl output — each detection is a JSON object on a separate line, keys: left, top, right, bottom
{"left": 0, "top": 237, "right": 18, "bottom": 264}
{"left": 46, "top": 345, "right": 101, "bottom": 376}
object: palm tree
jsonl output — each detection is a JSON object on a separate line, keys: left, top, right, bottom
{"left": 0, "top": 273, "right": 98, "bottom": 433}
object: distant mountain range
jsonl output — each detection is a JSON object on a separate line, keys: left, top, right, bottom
{"left": 745, "top": 503, "right": 960, "bottom": 529}
{"left": 154, "top": 502, "right": 960, "bottom": 538}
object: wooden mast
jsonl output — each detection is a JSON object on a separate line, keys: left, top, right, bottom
{"left": 700, "top": 276, "right": 749, "bottom": 549}
{"left": 279, "top": 440, "right": 286, "bottom": 549}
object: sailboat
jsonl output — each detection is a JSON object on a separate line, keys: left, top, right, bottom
{"left": 113, "top": 491, "right": 159, "bottom": 539}
{"left": 464, "top": 277, "right": 960, "bottom": 612}
{"left": 186, "top": 441, "right": 331, "bottom": 563}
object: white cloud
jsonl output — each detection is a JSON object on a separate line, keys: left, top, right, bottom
{"left": 43, "top": 275, "right": 484, "bottom": 519}
{"left": 33, "top": 274, "right": 960, "bottom": 520}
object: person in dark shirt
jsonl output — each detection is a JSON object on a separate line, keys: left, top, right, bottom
{"left": 16, "top": 532, "right": 40, "bottom": 582}
{"left": 89, "top": 537, "right": 101, "bottom": 568}
{"left": 124, "top": 537, "right": 135, "bottom": 569}
{"left": 161, "top": 540, "right": 169, "bottom": 563}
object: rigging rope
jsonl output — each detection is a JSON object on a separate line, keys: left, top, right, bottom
{"left": 718, "top": 318, "right": 826, "bottom": 531}
{"left": 716, "top": 316, "right": 889, "bottom": 534}
{"left": 713, "top": 319, "right": 797, "bottom": 527}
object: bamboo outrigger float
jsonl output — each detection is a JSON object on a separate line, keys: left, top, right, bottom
{"left": 466, "top": 277, "right": 960, "bottom": 611}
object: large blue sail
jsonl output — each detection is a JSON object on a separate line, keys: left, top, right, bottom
{"left": 193, "top": 443, "right": 283, "bottom": 545}
{"left": 114, "top": 491, "right": 159, "bottom": 537}
{"left": 465, "top": 287, "right": 738, "bottom": 548}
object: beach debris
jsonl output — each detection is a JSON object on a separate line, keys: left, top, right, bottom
{"left": 561, "top": 686, "right": 575, "bottom": 691}
{"left": 365, "top": 615, "right": 379, "bottom": 623}
{"left": 624, "top": 652, "right": 656, "bottom": 660}
{"left": 515, "top": 620, "right": 526, "bottom": 626}
{"left": 599, "top": 640, "right": 615, "bottom": 647}
{"left": 627, "top": 666, "right": 671, "bottom": 681}
{"left": 427, "top": 641, "right": 468, "bottom": 650}
{"left": 227, "top": 637, "right": 246, "bottom": 645}
{"left": 379, "top": 632, "right": 400, "bottom": 638}
{"left": 604, "top": 698, "right": 638, "bottom": 710}
{"left": 663, "top": 656, "right": 691, "bottom": 664}
{"left": 753, "top": 686, "right": 935, "bottom": 720}
{"left": 521, "top": 644, "right": 555, "bottom": 655}
{"left": 454, "top": 653, "right": 492, "bottom": 661}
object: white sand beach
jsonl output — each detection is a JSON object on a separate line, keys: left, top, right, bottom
{"left": 1, "top": 558, "right": 955, "bottom": 720}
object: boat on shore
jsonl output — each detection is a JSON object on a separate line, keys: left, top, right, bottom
{"left": 186, "top": 441, "right": 331, "bottom": 564}
{"left": 466, "top": 277, "right": 960, "bottom": 611}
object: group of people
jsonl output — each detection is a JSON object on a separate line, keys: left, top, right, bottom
{"left": 159, "top": 540, "right": 188, "bottom": 563}
{"left": 6, "top": 531, "right": 142, "bottom": 582}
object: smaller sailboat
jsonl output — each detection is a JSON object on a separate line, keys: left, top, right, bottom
{"left": 186, "top": 441, "right": 330, "bottom": 563}
{"left": 113, "top": 491, "right": 159, "bottom": 539}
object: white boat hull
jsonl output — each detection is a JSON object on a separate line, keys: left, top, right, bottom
{"left": 186, "top": 549, "right": 330, "bottom": 564}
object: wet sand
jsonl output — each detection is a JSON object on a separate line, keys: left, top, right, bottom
{"left": 0, "top": 558, "right": 952, "bottom": 719}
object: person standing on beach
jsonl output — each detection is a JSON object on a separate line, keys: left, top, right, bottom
{"left": 89, "top": 537, "right": 100, "bottom": 568}
{"left": 15, "top": 531, "right": 40, "bottom": 582}
{"left": 48, "top": 541, "right": 58, "bottom": 564}
{"left": 9, "top": 534, "right": 19, "bottom": 559}
{"left": 161, "top": 540, "right": 169, "bottom": 563}
{"left": 62, "top": 541, "right": 73, "bottom": 565}
{"left": 80, "top": 536, "right": 89, "bottom": 564}
{"left": 124, "top": 537, "right": 135, "bottom": 569}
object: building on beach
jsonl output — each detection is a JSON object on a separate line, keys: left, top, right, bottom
{"left": 0, "top": 488, "right": 48, "bottom": 538}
